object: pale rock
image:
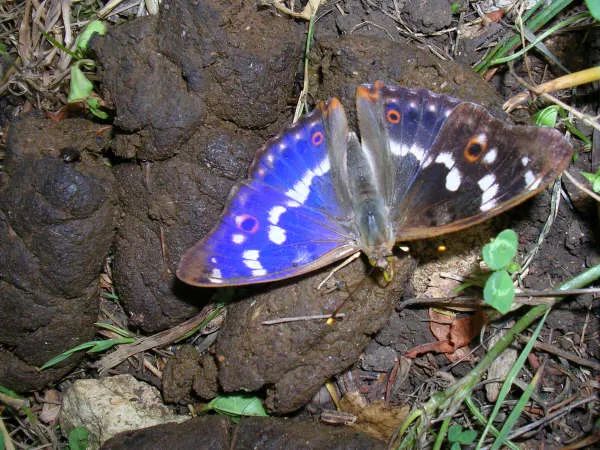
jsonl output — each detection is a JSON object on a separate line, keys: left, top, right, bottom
{"left": 59, "top": 374, "right": 189, "bottom": 449}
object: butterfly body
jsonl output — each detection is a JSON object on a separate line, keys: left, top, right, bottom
{"left": 177, "top": 82, "right": 572, "bottom": 287}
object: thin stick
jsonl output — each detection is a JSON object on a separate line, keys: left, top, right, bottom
{"left": 563, "top": 169, "right": 600, "bottom": 202}
{"left": 506, "top": 395, "right": 598, "bottom": 442}
{"left": 262, "top": 313, "right": 346, "bottom": 325}
{"left": 317, "top": 251, "right": 361, "bottom": 290}
{"left": 515, "top": 335, "right": 600, "bottom": 371}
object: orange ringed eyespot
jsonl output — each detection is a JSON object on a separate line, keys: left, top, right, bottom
{"left": 311, "top": 131, "right": 324, "bottom": 146}
{"left": 235, "top": 214, "right": 259, "bottom": 234}
{"left": 463, "top": 133, "right": 488, "bottom": 163}
{"left": 386, "top": 109, "right": 401, "bottom": 124}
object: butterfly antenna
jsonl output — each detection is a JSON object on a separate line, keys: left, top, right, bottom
{"left": 326, "top": 265, "right": 376, "bottom": 325}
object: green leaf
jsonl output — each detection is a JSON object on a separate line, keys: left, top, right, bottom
{"left": 40, "top": 341, "right": 97, "bottom": 369}
{"left": 68, "top": 426, "right": 89, "bottom": 450}
{"left": 0, "top": 384, "right": 22, "bottom": 398}
{"left": 88, "top": 337, "right": 135, "bottom": 353}
{"left": 206, "top": 394, "right": 268, "bottom": 417}
{"left": 484, "top": 270, "right": 515, "bottom": 314}
{"left": 75, "top": 20, "right": 107, "bottom": 54}
{"left": 448, "top": 424, "right": 463, "bottom": 442}
{"left": 482, "top": 229, "right": 518, "bottom": 270}
{"left": 581, "top": 170, "right": 600, "bottom": 193}
{"left": 585, "top": 0, "right": 600, "bottom": 20}
{"left": 0, "top": 430, "right": 4, "bottom": 450}
{"left": 450, "top": 2, "right": 461, "bottom": 14}
{"left": 68, "top": 65, "right": 94, "bottom": 103}
{"left": 458, "top": 428, "right": 477, "bottom": 444}
{"left": 533, "top": 105, "right": 559, "bottom": 127}
{"left": 86, "top": 97, "right": 109, "bottom": 120}
{"left": 451, "top": 443, "right": 461, "bottom": 450}
{"left": 40, "top": 337, "right": 135, "bottom": 370}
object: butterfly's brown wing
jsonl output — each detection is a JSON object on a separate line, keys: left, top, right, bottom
{"left": 356, "top": 83, "right": 572, "bottom": 242}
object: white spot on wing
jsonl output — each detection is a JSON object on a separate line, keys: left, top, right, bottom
{"left": 208, "top": 268, "right": 223, "bottom": 284}
{"left": 268, "top": 206, "right": 286, "bottom": 225}
{"left": 293, "top": 249, "right": 312, "bottom": 265}
{"left": 478, "top": 174, "right": 499, "bottom": 212}
{"left": 480, "top": 200, "right": 497, "bottom": 212}
{"left": 285, "top": 157, "right": 330, "bottom": 204}
{"left": 478, "top": 174, "right": 496, "bottom": 191}
{"left": 389, "top": 139, "right": 403, "bottom": 156}
{"left": 482, "top": 183, "right": 498, "bottom": 204}
{"left": 243, "top": 249, "right": 259, "bottom": 260}
{"left": 244, "top": 259, "right": 263, "bottom": 270}
{"left": 243, "top": 249, "right": 265, "bottom": 274}
{"left": 268, "top": 225, "right": 286, "bottom": 244}
{"left": 483, "top": 148, "right": 497, "bottom": 164}
{"left": 445, "top": 167, "right": 461, "bottom": 191}
{"left": 524, "top": 170, "right": 542, "bottom": 190}
{"left": 409, "top": 143, "right": 424, "bottom": 161}
{"left": 435, "top": 152, "right": 455, "bottom": 169}
{"left": 232, "top": 233, "right": 245, "bottom": 244}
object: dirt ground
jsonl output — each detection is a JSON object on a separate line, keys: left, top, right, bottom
{"left": 0, "top": 0, "right": 598, "bottom": 449}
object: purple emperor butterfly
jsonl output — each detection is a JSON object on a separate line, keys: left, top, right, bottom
{"left": 177, "top": 82, "right": 572, "bottom": 287}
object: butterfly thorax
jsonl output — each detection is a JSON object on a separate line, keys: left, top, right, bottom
{"left": 355, "top": 197, "right": 395, "bottom": 270}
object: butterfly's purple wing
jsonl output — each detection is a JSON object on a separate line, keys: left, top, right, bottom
{"left": 356, "top": 82, "right": 573, "bottom": 242}
{"left": 177, "top": 100, "right": 358, "bottom": 287}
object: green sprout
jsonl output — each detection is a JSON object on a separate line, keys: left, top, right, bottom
{"left": 533, "top": 105, "right": 591, "bottom": 149}
{"left": 204, "top": 394, "right": 268, "bottom": 420}
{"left": 40, "top": 323, "right": 135, "bottom": 370}
{"left": 447, "top": 424, "right": 477, "bottom": 450}
{"left": 482, "top": 229, "right": 519, "bottom": 314}
{"left": 67, "top": 427, "right": 89, "bottom": 450}
{"left": 66, "top": 20, "right": 109, "bottom": 119}
{"left": 585, "top": 0, "right": 600, "bottom": 20}
{"left": 581, "top": 168, "right": 600, "bottom": 193}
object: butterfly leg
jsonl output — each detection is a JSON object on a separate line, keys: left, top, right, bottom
{"left": 317, "top": 251, "right": 362, "bottom": 290}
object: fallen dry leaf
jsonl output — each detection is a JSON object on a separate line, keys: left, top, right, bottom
{"left": 339, "top": 391, "right": 409, "bottom": 442}
{"left": 404, "top": 309, "right": 487, "bottom": 361}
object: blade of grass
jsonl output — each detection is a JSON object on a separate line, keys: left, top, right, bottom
{"left": 464, "top": 396, "right": 520, "bottom": 450}
{"left": 490, "top": 364, "right": 544, "bottom": 450}
{"left": 489, "top": 12, "right": 590, "bottom": 66}
{"left": 432, "top": 415, "right": 452, "bottom": 450}
{"left": 474, "top": 307, "right": 549, "bottom": 449}
{"left": 474, "top": 0, "right": 574, "bottom": 73}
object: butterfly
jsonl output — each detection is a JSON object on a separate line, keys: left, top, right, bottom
{"left": 177, "top": 81, "right": 573, "bottom": 287}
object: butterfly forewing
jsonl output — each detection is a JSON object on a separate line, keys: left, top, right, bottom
{"left": 177, "top": 101, "right": 358, "bottom": 287}
{"left": 356, "top": 83, "right": 462, "bottom": 209}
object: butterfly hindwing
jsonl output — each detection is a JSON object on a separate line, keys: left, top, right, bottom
{"left": 177, "top": 101, "right": 358, "bottom": 286}
{"left": 354, "top": 82, "right": 572, "bottom": 242}
{"left": 390, "top": 102, "right": 572, "bottom": 239}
